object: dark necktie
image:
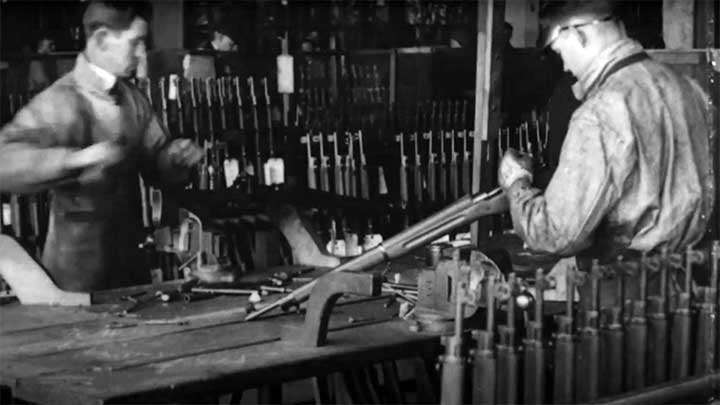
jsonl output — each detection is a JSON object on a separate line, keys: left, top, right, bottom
{"left": 108, "top": 81, "right": 124, "bottom": 105}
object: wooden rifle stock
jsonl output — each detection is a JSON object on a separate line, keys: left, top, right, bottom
{"left": 247, "top": 77, "right": 263, "bottom": 185}
{"left": 358, "top": 130, "right": 370, "bottom": 199}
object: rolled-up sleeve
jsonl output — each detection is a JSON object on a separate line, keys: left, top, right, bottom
{"left": 507, "top": 111, "right": 629, "bottom": 256}
{"left": 0, "top": 91, "right": 80, "bottom": 194}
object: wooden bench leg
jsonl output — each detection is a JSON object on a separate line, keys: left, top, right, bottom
{"left": 312, "top": 376, "right": 332, "bottom": 405}
{"left": 258, "top": 384, "right": 282, "bottom": 405}
{"left": 365, "top": 365, "right": 384, "bottom": 404}
{"left": 413, "top": 356, "right": 438, "bottom": 404}
{"left": 381, "top": 361, "right": 406, "bottom": 404}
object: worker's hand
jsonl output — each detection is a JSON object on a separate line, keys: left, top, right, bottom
{"left": 498, "top": 148, "right": 533, "bottom": 189}
{"left": 166, "top": 139, "right": 204, "bottom": 169}
{"left": 64, "top": 141, "right": 126, "bottom": 184}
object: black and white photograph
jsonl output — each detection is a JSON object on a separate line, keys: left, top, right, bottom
{"left": 0, "top": 0, "right": 718, "bottom": 404}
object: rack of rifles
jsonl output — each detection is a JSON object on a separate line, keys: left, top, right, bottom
{"left": 439, "top": 242, "right": 720, "bottom": 405}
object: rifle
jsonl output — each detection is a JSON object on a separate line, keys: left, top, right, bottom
{"left": 247, "top": 77, "right": 263, "bottom": 186}
{"left": 496, "top": 273, "right": 519, "bottom": 404}
{"left": 438, "top": 101, "right": 448, "bottom": 203}
{"left": 648, "top": 248, "right": 669, "bottom": 384}
{"left": 523, "top": 123, "right": 532, "bottom": 155}
{"left": 460, "top": 100, "right": 471, "bottom": 196}
{"left": 232, "top": 77, "right": 250, "bottom": 189}
{"left": 440, "top": 269, "right": 468, "bottom": 405}
{"left": 553, "top": 267, "right": 575, "bottom": 404}
{"left": 534, "top": 120, "right": 545, "bottom": 166}
{"left": 217, "top": 77, "right": 227, "bottom": 133}
{"left": 204, "top": 78, "right": 216, "bottom": 144}
{"left": 171, "top": 75, "right": 184, "bottom": 138}
{"left": 472, "top": 276, "right": 497, "bottom": 405}
{"left": 317, "top": 130, "right": 330, "bottom": 193}
{"left": 245, "top": 188, "right": 508, "bottom": 321}
{"left": 158, "top": 76, "right": 168, "bottom": 134}
{"left": 626, "top": 254, "right": 648, "bottom": 389}
{"left": 671, "top": 247, "right": 695, "bottom": 379}
{"left": 346, "top": 132, "right": 357, "bottom": 197}
{"left": 412, "top": 104, "right": 423, "bottom": 206}
{"left": 396, "top": 132, "right": 408, "bottom": 207}
{"left": 190, "top": 79, "right": 201, "bottom": 145}
{"left": 358, "top": 130, "right": 370, "bottom": 199}
{"left": 143, "top": 78, "right": 154, "bottom": 109}
{"left": 600, "top": 282, "right": 624, "bottom": 396}
{"left": 261, "top": 77, "right": 275, "bottom": 157}
{"left": 450, "top": 100, "right": 460, "bottom": 200}
{"left": 426, "top": 101, "right": 438, "bottom": 203}
{"left": 695, "top": 244, "right": 717, "bottom": 375}
{"left": 576, "top": 262, "right": 600, "bottom": 402}
{"left": 330, "top": 132, "right": 344, "bottom": 195}
{"left": 303, "top": 133, "right": 317, "bottom": 190}
{"left": 523, "top": 269, "right": 545, "bottom": 405}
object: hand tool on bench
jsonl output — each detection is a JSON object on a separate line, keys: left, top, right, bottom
{"left": 245, "top": 187, "right": 509, "bottom": 321}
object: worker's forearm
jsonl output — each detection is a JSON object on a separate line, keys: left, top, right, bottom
{"left": 506, "top": 179, "right": 588, "bottom": 255}
{"left": 0, "top": 143, "right": 78, "bottom": 193}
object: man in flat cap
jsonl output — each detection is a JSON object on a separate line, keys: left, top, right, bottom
{"left": 0, "top": 1, "right": 203, "bottom": 293}
{"left": 497, "top": 1, "right": 715, "bottom": 303}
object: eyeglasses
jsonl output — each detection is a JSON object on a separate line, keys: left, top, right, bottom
{"left": 545, "top": 15, "right": 615, "bottom": 47}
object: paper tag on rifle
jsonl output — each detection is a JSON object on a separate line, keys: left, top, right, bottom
{"left": 363, "top": 234, "right": 383, "bottom": 250}
{"left": 1, "top": 203, "right": 10, "bottom": 227}
{"left": 224, "top": 158, "right": 239, "bottom": 188}
{"left": 168, "top": 74, "right": 178, "bottom": 100}
{"left": 269, "top": 157, "right": 285, "bottom": 185}
{"left": 244, "top": 163, "right": 255, "bottom": 177}
{"left": 276, "top": 54, "right": 294, "bottom": 94}
{"left": 327, "top": 240, "right": 346, "bottom": 257}
{"left": 263, "top": 161, "right": 272, "bottom": 185}
{"left": 377, "top": 166, "right": 388, "bottom": 195}
{"left": 344, "top": 233, "right": 362, "bottom": 256}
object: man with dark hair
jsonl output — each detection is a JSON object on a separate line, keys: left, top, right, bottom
{"left": 0, "top": 1, "right": 203, "bottom": 293}
{"left": 497, "top": 0, "right": 714, "bottom": 299}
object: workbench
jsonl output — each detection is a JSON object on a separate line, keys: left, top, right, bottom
{"left": 0, "top": 278, "right": 442, "bottom": 404}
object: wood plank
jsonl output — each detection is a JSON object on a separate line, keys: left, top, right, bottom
{"left": 1, "top": 297, "right": 399, "bottom": 391}
{"left": 2, "top": 299, "right": 398, "bottom": 380}
{"left": 0, "top": 303, "right": 103, "bottom": 334}
{"left": 0, "top": 294, "right": 393, "bottom": 360}
{"left": 15, "top": 320, "right": 440, "bottom": 405}
{"left": 471, "top": 0, "right": 505, "bottom": 244}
